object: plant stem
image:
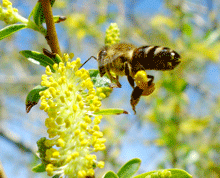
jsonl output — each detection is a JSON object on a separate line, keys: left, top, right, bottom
{"left": 39, "top": 0, "right": 62, "bottom": 56}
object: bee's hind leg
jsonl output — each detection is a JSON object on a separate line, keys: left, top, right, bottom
{"left": 124, "top": 62, "right": 135, "bottom": 88}
{"left": 147, "top": 75, "right": 154, "bottom": 86}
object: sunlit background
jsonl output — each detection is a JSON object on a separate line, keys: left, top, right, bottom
{"left": 0, "top": 0, "right": 220, "bottom": 177}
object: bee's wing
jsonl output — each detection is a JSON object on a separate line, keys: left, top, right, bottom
{"left": 99, "top": 52, "right": 124, "bottom": 66}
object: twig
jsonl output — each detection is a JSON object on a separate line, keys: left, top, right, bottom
{"left": 0, "top": 130, "right": 36, "bottom": 154}
{"left": 39, "top": 0, "right": 62, "bottom": 56}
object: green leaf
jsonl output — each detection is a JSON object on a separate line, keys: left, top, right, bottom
{"left": 89, "top": 69, "right": 112, "bottom": 88}
{"left": 32, "top": 163, "right": 46, "bottom": 172}
{"left": 42, "top": 48, "right": 62, "bottom": 64}
{"left": 0, "top": 24, "right": 27, "bottom": 40}
{"left": 32, "top": 2, "right": 42, "bottom": 26}
{"left": 26, "top": 85, "right": 48, "bottom": 113}
{"left": 103, "top": 171, "right": 119, "bottom": 178}
{"left": 89, "top": 69, "right": 99, "bottom": 77}
{"left": 94, "top": 109, "right": 128, "bottom": 115}
{"left": 133, "top": 168, "right": 192, "bottom": 178}
{"left": 182, "top": 23, "right": 193, "bottom": 37}
{"left": 53, "top": 54, "right": 62, "bottom": 63}
{"left": 117, "top": 158, "right": 141, "bottom": 178}
{"left": 30, "top": 0, "right": 55, "bottom": 25}
{"left": 20, "top": 50, "right": 55, "bottom": 72}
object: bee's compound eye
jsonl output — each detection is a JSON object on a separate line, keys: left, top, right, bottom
{"left": 100, "top": 50, "right": 107, "bottom": 56}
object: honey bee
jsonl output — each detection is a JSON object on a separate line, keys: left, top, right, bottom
{"left": 81, "top": 43, "right": 181, "bottom": 113}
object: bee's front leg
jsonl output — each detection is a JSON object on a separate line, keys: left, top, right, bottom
{"left": 106, "top": 66, "right": 122, "bottom": 88}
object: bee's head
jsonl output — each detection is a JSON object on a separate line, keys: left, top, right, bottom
{"left": 97, "top": 49, "right": 108, "bottom": 77}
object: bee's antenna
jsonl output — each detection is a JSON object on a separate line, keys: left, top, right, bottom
{"left": 79, "top": 56, "right": 97, "bottom": 69}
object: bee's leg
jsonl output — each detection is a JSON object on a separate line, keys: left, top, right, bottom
{"left": 130, "top": 86, "right": 143, "bottom": 114}
{"left": 124, "top": 62, "right": 135, "bottom": 88}
{"left": 106, "top": 66, "right": 122, "bottom": 88}
{"left": 147, "top": 75, "right": 154, "bottom": 86}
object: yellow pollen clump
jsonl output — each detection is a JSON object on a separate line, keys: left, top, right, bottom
{"left": 78, "top": 170, "right": 87, "bottom": 178}
{"left": 94, "top": 116, "right": 102, "bottom": 124}
{"left": 64, "top": 119, "right": 71, "bottom": 128}
{"left": 46, "top": 66, "right": 52, "bottom": 75}
{"left": 87, "top": 169, "right": 95, "bottom": 176}
{"left": 72, "top": 152, "right": 79, "bottom": 158}
{"left": 68, "top": 84, "right": 73, "bottom": 91}
{"left": 49, "top": 76, "right": 54, "bottom": 82}
{"left": 46, "top": 164, "right": 54, "bottom": 176}
{"left": 52, "top": 151, "right": 60, "bottom": 158}
{"left": 41, "top": 74, "right": 48, "bottom": 80}
{"left": 92, "top": 125, "right": 99, "bottom": 131}
{"left": 53, "top": 63, "right": 58, "bottom": 70}
{"left": 79, "top": 101, "right": 84, "bottom": 109}
{"left": 97, "top": 161, "right": 105, "bottom": 168}
{"left": 81, "top": 140, "right": 89, "bottom": 146}
{"left": 75, "top": 70, "right": 82, "bottom": 77}
{"left": 57, "top": 138, "right": 65, "bottom": 147}
{"left": 49, "top": 87, "right": 56, "bottom": 98}
{"left": 69, "top": 53, "right": 74, "bottom": 59}
{"left": 65, "top": 90, "right": 70, "bottom": 97}
{"left": 51, "top": 82, "right": 59, "bottom": 88}
{"left": 99, "top": 93, "right": 106, "bottom": 99}
{"left": 56, "top": 117, "right": 64, "bottom": 125}
{"left": 80, "top": 122, "right": 88, "bottom": 130}
{"left": 72, "top": 104, "right": 78, "bottom": 112}
{"left": 93, "top": 131, "right": 103, "bottom": 138}
{"left": 134, "top": 70, "right": 148, "bottom": 90}
{"left": 60, "top": 95, "right": 65, "bottom": 103}
{"left": 66, "top": 61, "right": 71, "bottom": 69}
{"left": 83, "top": 116, "right": 92, "bottom": 123}
{"left": 76, "top": 94, "right": 82, "bottom": 101}
{"left": 85, "top": 154, "right": 97, "bottom": 161}
{"left": 74, "top": 130, "right": 80, "bottom": 136}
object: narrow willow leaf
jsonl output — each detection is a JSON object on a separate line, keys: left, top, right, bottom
{"left": 20, "top": 50, "right": 55, "bottom": 72}
{"left": 29, "top": 0, "right": 55, "bottom": 25}
{"left": 32, "top": 2, "right": 42, "bottom": 26}
{"left": 26, "top": 85, "right": 48, "bottom": 113}
{"left": 103, "top": 171, "right": 119, "bottom": 178}
{"left": 117, "top": 158, "right": 141, "bottom": 178}
{"left": 94, "top": 109, "right": 128, "bottom": 115}
{"left": 133, "top": 168, "right": 192, "bottom": 178}
{"left": 89, "top": 69, "right": 112, "bottom": 88}
{"left": 32, "top": 163, "right": 46, "bottom": 172}
{"left": 43, "top": 48, "right": 62, "bottom": 64}
{"left": 0, "top": 24, "right": 27, "bottom": 40}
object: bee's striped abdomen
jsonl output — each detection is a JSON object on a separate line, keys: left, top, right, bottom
{"left": 132, "top": 45, "right": 181, "bottom": 72}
